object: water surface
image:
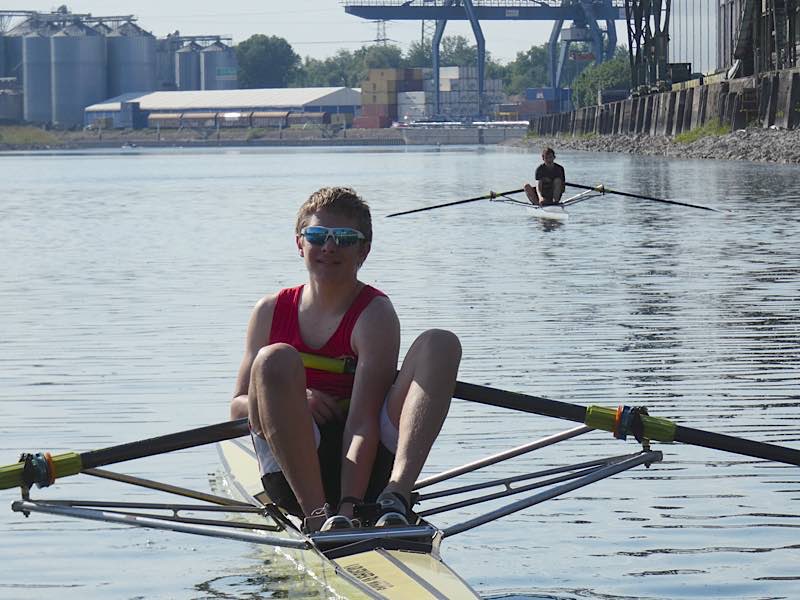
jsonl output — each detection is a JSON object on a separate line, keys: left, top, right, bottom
{"left": 1, "top": 146, "right": 798, "bottom": 599}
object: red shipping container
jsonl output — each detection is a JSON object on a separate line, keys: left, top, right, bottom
{"left": 353, "top": 115, "right": 392, "bottom": 129}
{"left": 362, "top": 103, "right": 398, "bottom": 118}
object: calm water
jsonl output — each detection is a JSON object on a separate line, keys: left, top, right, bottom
{"left": 1, "top": 145, "right": 798, "bottom": 600}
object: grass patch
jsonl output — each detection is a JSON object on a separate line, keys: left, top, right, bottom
{"left": 674, "top": 118, "right": 730, "bottom": 144}
{"left": 0, "top": 125, "right": 61, "bottom": 146}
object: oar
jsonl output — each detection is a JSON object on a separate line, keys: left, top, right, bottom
{"left": 5, "top": 379, "right": 797, "bottom": 491}
{"left": 386, "top": 188, "right": 524, "bottom": 218}
{"left": 566, "top": 182, "right": 722, "bottom": 212}
{"left": 0, "top": 418, "right": 250, "bottom": 491}
{"left": 453, "top": 381, "right": 800, "bottom": 466}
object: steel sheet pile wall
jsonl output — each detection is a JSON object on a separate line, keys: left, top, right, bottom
{"left": 200, "top": 41, "right": 237, "bottom": 90}
{"left": 22, "top": 33, "right": 52, "bottom": 123}
{"left": 107, "top": 22, "right": 156, "bottom": 96}
{"left": 175, "top": 42, "right": 201, "bottom": 91}
{"left": 528, "top": 68, "right": 800, "bottom": 136}
{"left": 51, "top": 24, "right": 107, "bottom": 128}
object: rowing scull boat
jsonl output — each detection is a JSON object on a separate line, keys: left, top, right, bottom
{"left": 3, "top": 377, "right": 798, "bottom": 598}
{"left": 491, "top": 187, "right": 605, "bottom": 221}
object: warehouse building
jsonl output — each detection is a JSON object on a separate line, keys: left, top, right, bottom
{"left": 84, "top": 87, "right": 361, "bottom": 129}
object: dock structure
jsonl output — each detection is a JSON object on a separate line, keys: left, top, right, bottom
{"left": 343, "top": 0, "right": 625, "bottom": 116}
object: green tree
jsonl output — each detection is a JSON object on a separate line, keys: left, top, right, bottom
{"left": 294, "top": 50, "right": 360, "bottom": 87}
{"left": 354, "top": 44, "right": 404, "bottom": 71}
{"left": 504, "top": 44, "right": 550, "bottom": 95}
{"left": 441, "top": 35, "right": 477, "bottom": 65}
{"left": 236, "top": 35, "right": 301, "bottom": 88}
{"left": 404, "top": 40, "right": 431, "bottom": 67}
{"left": 570, "top": 47, "right": 631, "bottom": 108}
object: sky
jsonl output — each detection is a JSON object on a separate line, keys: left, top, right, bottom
{"left": 7, "top": 0, "right": 631, "bottom": 65}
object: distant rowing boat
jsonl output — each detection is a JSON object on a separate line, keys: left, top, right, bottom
{"left": 492, "top": 187, "right": 605, "bottom": 221}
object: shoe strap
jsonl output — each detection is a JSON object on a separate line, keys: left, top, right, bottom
{"left": 377, "top": 491, "right": 410, "bottom": 514}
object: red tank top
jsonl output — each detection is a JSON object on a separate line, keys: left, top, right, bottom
{"left": 268, "top": 284, "right": 386, "bottom": 399}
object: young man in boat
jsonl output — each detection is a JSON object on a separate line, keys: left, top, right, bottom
{"left": 525, "top": 146, "right": 566, "bottom": 206}
{"left": 230, "top": 186, "right": 462, "bottom": 532}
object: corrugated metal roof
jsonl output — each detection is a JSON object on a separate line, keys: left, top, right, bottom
{"left": 86, "top": 87, "right": 361, "bottom": 112}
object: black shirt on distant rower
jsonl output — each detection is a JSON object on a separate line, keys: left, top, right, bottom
{"left": 524, "top": 147, "right": 565, "bottom": 206}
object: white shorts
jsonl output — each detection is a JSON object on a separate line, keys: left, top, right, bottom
{"left": 252, "top": 399, "right": 399, "bottom": 476}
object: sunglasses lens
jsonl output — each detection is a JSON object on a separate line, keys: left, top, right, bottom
{"left": 332, "top": 229, "right": 361, "bottom": 246}
{"left": 302, "top": 227, "right": 363, "bottom": 246}
{"left": 302, "top": 227, "right": 328, "bottom": 245}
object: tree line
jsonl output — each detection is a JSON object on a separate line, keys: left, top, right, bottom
{"left": 235, "top": 34, "right": 630, "bottom": 109}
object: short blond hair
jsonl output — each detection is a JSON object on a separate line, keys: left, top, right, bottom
{"left": 295, "top": 187, "right": 372, "bottom": 242}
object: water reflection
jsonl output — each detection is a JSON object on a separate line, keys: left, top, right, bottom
{"left": 0, "top": 146, "right": 798, "bottom": 600}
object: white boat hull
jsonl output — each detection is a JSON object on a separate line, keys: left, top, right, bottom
{"left": 528, "top": 204, "right": 568, "bottom": 221}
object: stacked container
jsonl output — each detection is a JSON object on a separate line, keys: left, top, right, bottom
{"left": 424, "top": 66, "right": 506, "bottom": 120}
{"left": 355, "top": 68, "right": 423, "bottom": 128}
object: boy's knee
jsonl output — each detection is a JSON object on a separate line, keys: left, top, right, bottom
{"left": 252, "top": 343, "right": 303, "bottom": 382}
{"left": 418, "top": 329, "right": 462, "bottom": 360}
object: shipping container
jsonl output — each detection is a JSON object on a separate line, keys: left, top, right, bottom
{"left": 287, "top": 111, "right": 329, "bottom": 125}
{"left": 352, "top": 114, "right": 391, "bottom": 128}
{"left": 251, "top": 111, "right": 289, "bottom": 128}
{"left": 148, "top": 112, "right": 182, "bottom": 128}
{"left": 217, "top": 111, "right": 250, "bottom": 127}
{"left": 367, "top": 68, "right": 406, "bottom": 82}
{"left": 362, "top": 92, "right": 396, "bottom": 106}
{"left": 330, "top": 112, "right": 354, "bottom": 126}
{"left": 181, "top": 111, "right": 217, "bottom": 128}
{"left": 361, "top": 103, "right": 398, "bottom": 118}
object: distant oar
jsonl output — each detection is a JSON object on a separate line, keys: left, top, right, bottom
{"left": 453, "top": 381, "right": 800, "bottom": 466}
{"left": 0, "top": 418, "right": 250, "bottom": 491}
{"left": 386, "top": 188, "right": 524, "bottom": 218}
{"left": 567, "top": 182, "right": 722, "bottom": 212}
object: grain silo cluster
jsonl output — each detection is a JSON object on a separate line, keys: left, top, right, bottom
{"left": 0, "top": 8, "right": 238, "bottom": 128}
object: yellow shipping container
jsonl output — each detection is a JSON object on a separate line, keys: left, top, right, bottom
{"left": 359, "top": 80, "right": 398, "bottom": 93}
{"left": 367, "top": 68, "right": 406, "bottom": 82}
{"left": 364, "top": 92, "right": 397, "bottom": 105}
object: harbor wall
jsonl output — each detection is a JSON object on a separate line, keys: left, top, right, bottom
{"left": 530, "top": 68, "right": 800, "bottom": 137}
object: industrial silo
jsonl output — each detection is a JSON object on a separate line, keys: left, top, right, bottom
{"left": 4, "top": 18, "right": 38, "bottom": 85}
{"left": 50, "top": 21, "right": 107, "bottom": 128}
{"left": 200, "top": 41, "right": 238, "bottom": 90}
{"left": 91, "top": 22, "right": 114, "bottom": 35}
{"left": 175, "top": 42, "right": 201, "bottom": 91}
{"left": 22, "top": 32, "right": 52, "bottom": 123}
{"left": 107, "top": 21, "right": 156, "bottom": 96}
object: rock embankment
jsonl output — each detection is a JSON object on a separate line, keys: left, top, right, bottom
{"left": 518, "top": 127, "right": 800, "bottom": 164}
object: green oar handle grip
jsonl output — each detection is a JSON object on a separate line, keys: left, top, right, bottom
{"left": 585, "top": 406, "right": 676, "bottom": 442}
{"left": 299, "top": 352, "right": 356, "bottom": 374}
{"left": 0, "top": 452, "right": 82, "bottom": 490}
